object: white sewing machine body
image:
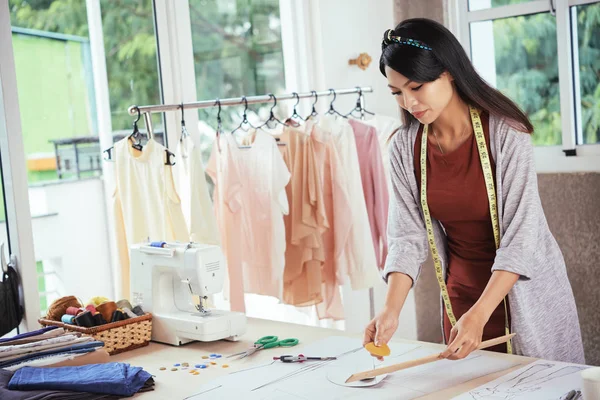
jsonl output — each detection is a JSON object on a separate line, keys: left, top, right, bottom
{"left": 130, "top": 242, "right": 246, "bottom": 346}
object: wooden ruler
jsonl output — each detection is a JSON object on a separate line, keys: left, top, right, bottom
{"left": 345, "top": 333, "right": 516, "bottom": 383}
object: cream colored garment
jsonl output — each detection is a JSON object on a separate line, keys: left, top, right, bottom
{"left": 176, "top": 135, "right": 219, "bottom": 244}
{"left": 319, "top": 116, "right": 380, "bottom": 290}
{"left": 364, "top": 115, "right": 401, "bottom": 185}
{"left": 207, "top": 131, "right": 290, "bottom": 311}
{"left": 113, "top": 138, "right": 189, "bottom": 299}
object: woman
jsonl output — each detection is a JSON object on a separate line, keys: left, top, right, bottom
{"left": 363, "top": 18, "right": 584, "bottom": 364}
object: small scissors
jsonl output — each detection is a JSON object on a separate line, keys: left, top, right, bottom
{"left": 227, "top": 336, "right": 299, "bottom": 360}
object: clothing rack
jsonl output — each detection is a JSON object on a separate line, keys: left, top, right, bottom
{"left": 120, "top": 85, "right": 378, "bottom": 320}
{"left": 127, "top": 86, "right": 373, "bottom": 116}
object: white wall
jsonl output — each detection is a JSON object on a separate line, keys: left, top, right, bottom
{"left": 1, "top": 178, "right": 113, "bottom": 311}
{"left": 310, "top": 0, "right": 399, "bottom": 119}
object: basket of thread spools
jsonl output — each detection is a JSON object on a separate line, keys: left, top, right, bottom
{"left": 38, "top": 296, "right": 153, "bottom": 355}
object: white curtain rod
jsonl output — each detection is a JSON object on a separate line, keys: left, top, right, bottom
{"left": 127, "top": 86, "right": 373, "bottom": 116}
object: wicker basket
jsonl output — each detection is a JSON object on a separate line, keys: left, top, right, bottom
{"left": 38, "top": 313, "right": 152, "bottom": 355}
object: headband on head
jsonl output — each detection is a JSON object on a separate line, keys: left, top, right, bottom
{"left": 383, "top": 29, "right": 432, "bottom": 51}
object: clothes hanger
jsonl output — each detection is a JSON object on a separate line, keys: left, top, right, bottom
{"left": 214, "top": 99, "right": 224, "bottom": 153}
{"left": 129, "top": 107, "right": 144, "bottom": 151}
{"left": 287, "top": 92, "right": 306, "bottom": 125}
{"left": 103, "top": 106, "right": 142, "bottom": 161}
{"left": 326, "top": 89, "right": 347, "bottom": 119}
{"left": 305, "top": 90, "right": 319, "bottom": 120}
{"left": 259, "top": 94, "right": 286, "bottom": 130}
{"left": 256, "top": 94, "right": 287, "bottom": 146}
{"left": 345, "top": 87, "right": 375, "bottom": 120}
{"left": 180, "top": 102, "right": 190, "bottom": 141}
{"left": 179, "top": 102, "right": 190, "bottom": 159}
{"left": 232, "top": 96, "right": 258, "bottom": 135}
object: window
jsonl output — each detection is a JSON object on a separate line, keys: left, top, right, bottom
{"left": 469, "top": 0, "right": 537, "bottom": 11}
{"left": 458, "top": 0, "right": 600, "bottom": 164}
{"left": 573, "top": 2, "right": 600, "bottom": 144}
{"left": 470, "top": 12, "right": 561, "bottom": 145}
{"left": 188, "top": 0, "right": 286, "bottom": 162}
{"left": 99, "top": 0, "right": 164, "bottom": 137}
{"left": 8, "top": 0, "right": 161, "bottom": 313}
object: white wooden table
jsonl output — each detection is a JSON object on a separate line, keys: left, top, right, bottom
{"left": 112, "top": 317, "right": 534, "bottom": 399}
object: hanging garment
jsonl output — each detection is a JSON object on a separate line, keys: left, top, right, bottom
{"left": 243, "top": 127, "right": 326, "bottom": 307}
{"left": 175, "top": 135, "right": 219, "bottom": 245}
{"left": 113, "top": 138, "right": 189, "bottom": 299}
{"left": 207, "top": 131, "right": 290, "bottom": 312}
{"left": 364, "top": 115, "right": 401, "bottom": 185}
{"left": 319, "top": 115, "right": 380, "bottom": 290}
{"left": 349, "top": 119, "right": 390, "bottom": 270}
{"left": 307, "top": 121, "right": 352, "bottom": 320}
{"left": 0, "top": 262, "right": 23, "bottom": 337}
{"left": 269, "top": 126, "right": 326, "bottom": 308}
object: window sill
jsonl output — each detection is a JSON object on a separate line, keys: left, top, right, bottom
{"left": 533, "top": 145, "right": 600, "bottom": 173}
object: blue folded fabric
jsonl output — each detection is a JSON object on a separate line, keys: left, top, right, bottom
{"left": 0, "top": 326, "right": 58, "bottom": 343}
{"left": 8, "top": 363, "right": 152, "bottom": 396}
{"left": 0, "top": 341, "right": 104, "bottom": 369}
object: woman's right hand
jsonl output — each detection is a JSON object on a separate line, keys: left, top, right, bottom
{"left": 363, "top": 307, "right": 399, "bottom": 360}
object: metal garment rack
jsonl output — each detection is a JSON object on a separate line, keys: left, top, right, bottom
{"left": 127, "top": 86, "right": 373, "bottom": 116}
{"left": 126, "top": 85, "right": 377, "bottom": 320}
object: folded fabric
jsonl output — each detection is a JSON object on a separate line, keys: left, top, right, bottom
{"left": 0, "top": 341, "right": 104, "bottom": 369}
{"left": 0, "top": 334, "right": 83, "bottom": 356}
{"left": 3, "top": 348, "right": 104, "bottom": 371}
{"left": 42, "top": 349, "right": 111, "bottom": 369}
{"left": 0, "top": 326, "right": 59, "bottom": 344}
{"left": 0, "top": 369, "right": 114, "bottom": 400}
{"left": 8, "top": 362, "right": 153, "bottom": 397}
{"left": 0, "top": 336, "right": 93, "bottom": 363}
{"left": 0, "top": 328, "right": 69, "bottom": 347}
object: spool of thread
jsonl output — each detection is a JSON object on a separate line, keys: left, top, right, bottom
{"left": 122, "top": 307, "right": 138, "bottom": 319}
{"left": 116, "top": 299, "right": 133, "bottom": 310}
{"left": 73, "top": 310, "right": 95, "bottom": 328}
{"left": 46, "top": 296, "right": 82, "bottom": 321}
{"left": 93, "top": 312, "right": 107, "bottom": 326}
{"left": 131, "top": 305, "right": 145, "bottom": 316}
{"left": 87, "top": 296, "right": 110, "bottom": 307}
{"left": 111, "top": 309, "right": 126, "bottom": 322}
{"left": 85, "top": 304, "right": 97, "bottom": 314}
{"left": 61, "top": 314, "right": 75, "bottom": 324}
{"left": 150, "top": 241, "right": 166, "bottom": 248}
{"left": 96, "top": 301, "right": 118, "bottom": 323}
{"left": 65, "top": 306, "right": 83, "bottom": 316}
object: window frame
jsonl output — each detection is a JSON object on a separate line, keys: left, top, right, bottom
{"left": 454, "top": 0, "right": 600, "bottom": 173}
{"left": 0, "top": 0, "right": 42, "bottom": 332}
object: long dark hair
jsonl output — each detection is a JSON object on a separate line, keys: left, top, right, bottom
{"left": 380, "top": 18, "right": 533, "bottom": 134}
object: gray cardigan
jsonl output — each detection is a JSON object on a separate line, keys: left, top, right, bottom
{"left": 384, "top": 113, "right": 585, "bottom": 364}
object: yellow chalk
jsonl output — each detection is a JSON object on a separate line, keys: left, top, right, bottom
{"left": 365, "top": 342, "right": 391, "bottom": 357}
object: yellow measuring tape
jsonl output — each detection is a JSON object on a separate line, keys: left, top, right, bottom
{"left": 420, "top": 105, "right": 512, "bottom": 354}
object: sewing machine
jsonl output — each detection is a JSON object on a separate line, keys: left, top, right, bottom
{"left": 130, "top": 242, "right": 246, "bottom": 346}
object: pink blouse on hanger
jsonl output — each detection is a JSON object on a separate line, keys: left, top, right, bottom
{"left": 207, "top": 130, "right": 290, "bottom": 313}
{"left": 349, "top": 119, "right": 389, "bottom": 269}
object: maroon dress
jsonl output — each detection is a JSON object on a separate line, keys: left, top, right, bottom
{"left": 414, "top": 112, "right": 510, "bottom": 353}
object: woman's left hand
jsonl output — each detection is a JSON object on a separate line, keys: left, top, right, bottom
{"left": 441, "top": 309, "right": 487, "bottom": 360}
